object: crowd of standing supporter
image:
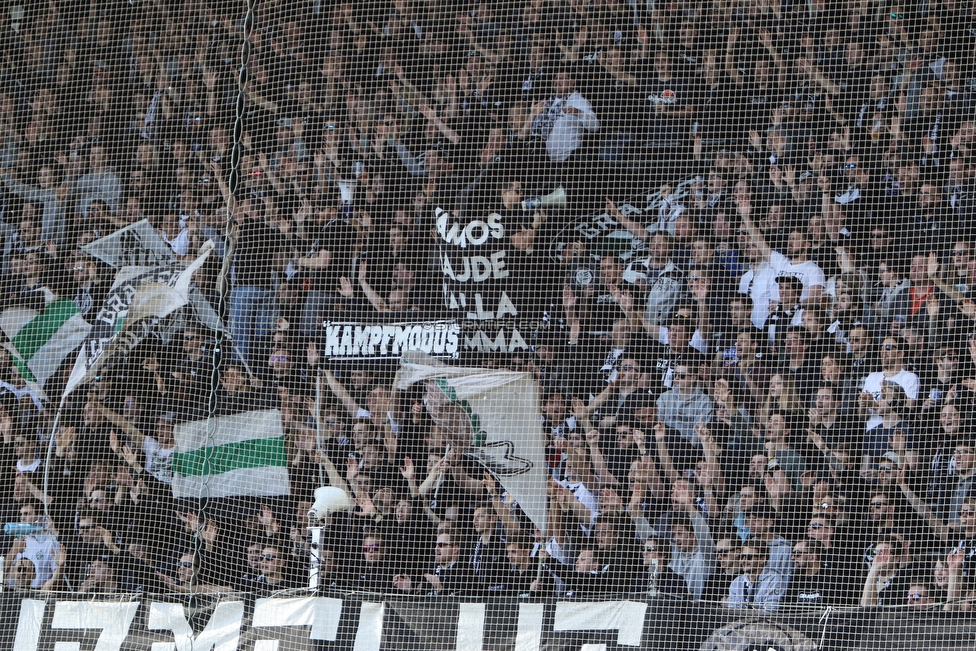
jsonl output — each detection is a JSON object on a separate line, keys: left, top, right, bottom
{"left": 3, "top": 0, "right": 976, "bottom": 611}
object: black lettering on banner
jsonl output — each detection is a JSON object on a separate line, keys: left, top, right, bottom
{"left": 461, "top": 325, "right": 529, "bottom": 354}
{"left": 452, "top": 318, "right": 550, "bottom": 355}
{"left": 2, "top": 593, "right": 971, "bottom": 651}
{"left": 77, "top": 266, "right": 194, "bottom": 379}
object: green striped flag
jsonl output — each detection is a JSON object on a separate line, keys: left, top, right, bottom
{"left": 0, "top": 298, "right": 92, "bottom": 397}
{"left": 171, "top": 410, "right": 291, "bottom": 499}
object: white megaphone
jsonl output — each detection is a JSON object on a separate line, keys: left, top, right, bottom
{"left": 337, "top": 179, "right": 357, "bottom": 220}
{"left": 307, "top": 486, "right": 354, "bottom": 591}
{"left": 520, "top": 185, "right": 567, "bottom": 211}
{"left": 309, "top": 486, "right": 353, "bottom": 524}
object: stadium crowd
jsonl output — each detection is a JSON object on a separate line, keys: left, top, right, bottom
{"left": 4, "top": 0, "right": 976, "bottom": 612}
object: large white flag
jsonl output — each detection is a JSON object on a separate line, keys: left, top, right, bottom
{"left": 82, "top": 223, "right": 224, "bottom": 332}
{"left": 395, "top": 353, "right": 548, "bottom": 534}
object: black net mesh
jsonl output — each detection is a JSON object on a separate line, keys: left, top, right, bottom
{"left": 1, "top": 1, "right": 976, "bottom": 649}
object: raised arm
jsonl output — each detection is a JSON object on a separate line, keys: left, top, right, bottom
{"left": 518, "top": 99, "right": 546, "bottom": 141}
{"left": 389, "top": 61, "right": 427, "bottom": 109}
{"left": 244, "top": 79, "right": 279, "bottom": 114}
{"left": 605, "top": 197, "right": 649, "bottom": 242}
{"left": 688, "top": 271, "right": 712, "bottom": 342}
{"left": 419, "top": 103, "right": 461, "bottom": 145}
{"left": 927, "top": 252, "right": 968, "bottom": 304}
{"left": 571, "top": 396, "right": 595, "bottom": 432}
{"left": 799, "top": 57, "right": 841, "bottom": 97}
{"left": 566, "top": 444, "right": 599, "bottom": 496}
{"left": 256, "top": 151, "right": 288, "bottom": 197}
{"left": 724, "top": 27, "right": 745, "bottom": 86}
{"left": 357, "top": 260, "right": 390, "bottom": 312}
{"left": 860, "top": 549, "right": 896, "bottom": 607}
{"left": 322, "top": 368, "right": 363, "bottom": 418}
{"left": 547, "top": 480, "right": 570, "bottom": 547}
{"left": 585, "top": 428, "right": 619, "bottom": 487}
{"left": 945, "top": 547, "right": 967, "bottom": 610}
{"left": 834, "top": 243, "right": 856, "bottom": 274}
{"left": 399, "top": 456, "right": 421, "bottom": 497}
{"left": 736, "top": 196, "right": 773, "bottom": 262}
{"left": 805, "top": 425, "right": 850, "bottom": 474}
{"left": 108, "top": 430, "right": 145, "bottom": 476}
{"left": 96, "top": 403, "right": 147, "bottom": 450}
{"left": 562, "top": 284, "right": 583, "bottom": 346}
{"left": 632, "top": 431, "right": 666, "bottom": 499}
{"left": 39, "top": 544, "right": 66, "bottom": 590}
{"left": 897, "top": 471, "right": 949, "bottom": 541}
{"left": 757, "top": 28, "right": 788, "bottom": 90}
{"left": 314, "top": 448, "right": 351, "bottom": 494}
{"left": 483, "top": 471, "right": 523, "bottom": 537}
{"left": 697, "top": 426, "right": 725, "bottom": 508}
{"left": 585, "top": 383, "right": 616, "bottom": 420}
{"left": 688, "top": 507, "right": 714, "bottom": 552}
{"left": 653, "top": 418, "right": 679, "bottom": 483}
{"left": 554, "top": 472, "right": 597, "bottom": 526}
{"left": 209, "top": 160, "right": 237, "bottom": 215}
{"left": 417, "top": 454, "right": 450, "bottom": 497}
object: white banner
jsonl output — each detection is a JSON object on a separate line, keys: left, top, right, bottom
{"left": 82, "top": 219, "right": 177, "bottom": 268}
{"left": 395, "top": 353, "right": 548, "bottom": 534}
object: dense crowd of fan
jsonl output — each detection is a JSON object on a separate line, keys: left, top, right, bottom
{"left": 4, "top": 0, "right": 976, "bottom": 612}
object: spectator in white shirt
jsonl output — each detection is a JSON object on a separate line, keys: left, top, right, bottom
{"left": 858, "top": 336, "right": 919, "bottom": 431}
{"left": 736, "top": 195, "right": 826, "bottom": 328}
{"left": 521, "top": 68, "right": 600, "bottom": 164}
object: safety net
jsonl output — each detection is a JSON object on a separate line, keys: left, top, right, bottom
{"left": 2, "top": 1, "right": 976, "bottom": 650}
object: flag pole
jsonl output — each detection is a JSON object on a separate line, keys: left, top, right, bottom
{"left": 223, "top": 333, "right": 256, "bottom": 380}
{"left": 314, "top": 368, "right": 325, "bottom": 487}
{"left": 41, "top": 395, "right": 69, "bottom": 524}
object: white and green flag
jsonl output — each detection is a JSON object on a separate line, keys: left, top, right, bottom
{"left": 395, "top": 353, "right": 548, "bottom": 534}
{"left": 0, "top": 299, "right": 92, "bottom": 399}
{"left": 171, "top": 409, "right": 291, "bottom": 499}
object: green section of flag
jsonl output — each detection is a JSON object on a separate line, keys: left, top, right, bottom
{"left": 11, "top": 298, "right": 80, "bottom": 382}
{"left": 173, "top": 436, "right": 288, "bottom": 477}
{"left": 436, "top": 377, "right": 484, "bottom": 445}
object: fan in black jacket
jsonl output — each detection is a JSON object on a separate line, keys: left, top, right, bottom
{"left": 635, "top": 534, "right": 690, "bottom": 598}
{"left": 424, "top": 531, "right": 479, "bottom": 596}
{"left": 467, "top": 505, "right": 509, "bottom": 590}
{"left": 785, "top": 539, "right": 845, "bottom": 607}
{"left": 491, "top": 536, "right": 557, "bottom": 597}
{"left": 349, "top": 531, "right": 396, "bottom": 594}
{"left": 562, "top": 547, "right": 611, "bottom": 597}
